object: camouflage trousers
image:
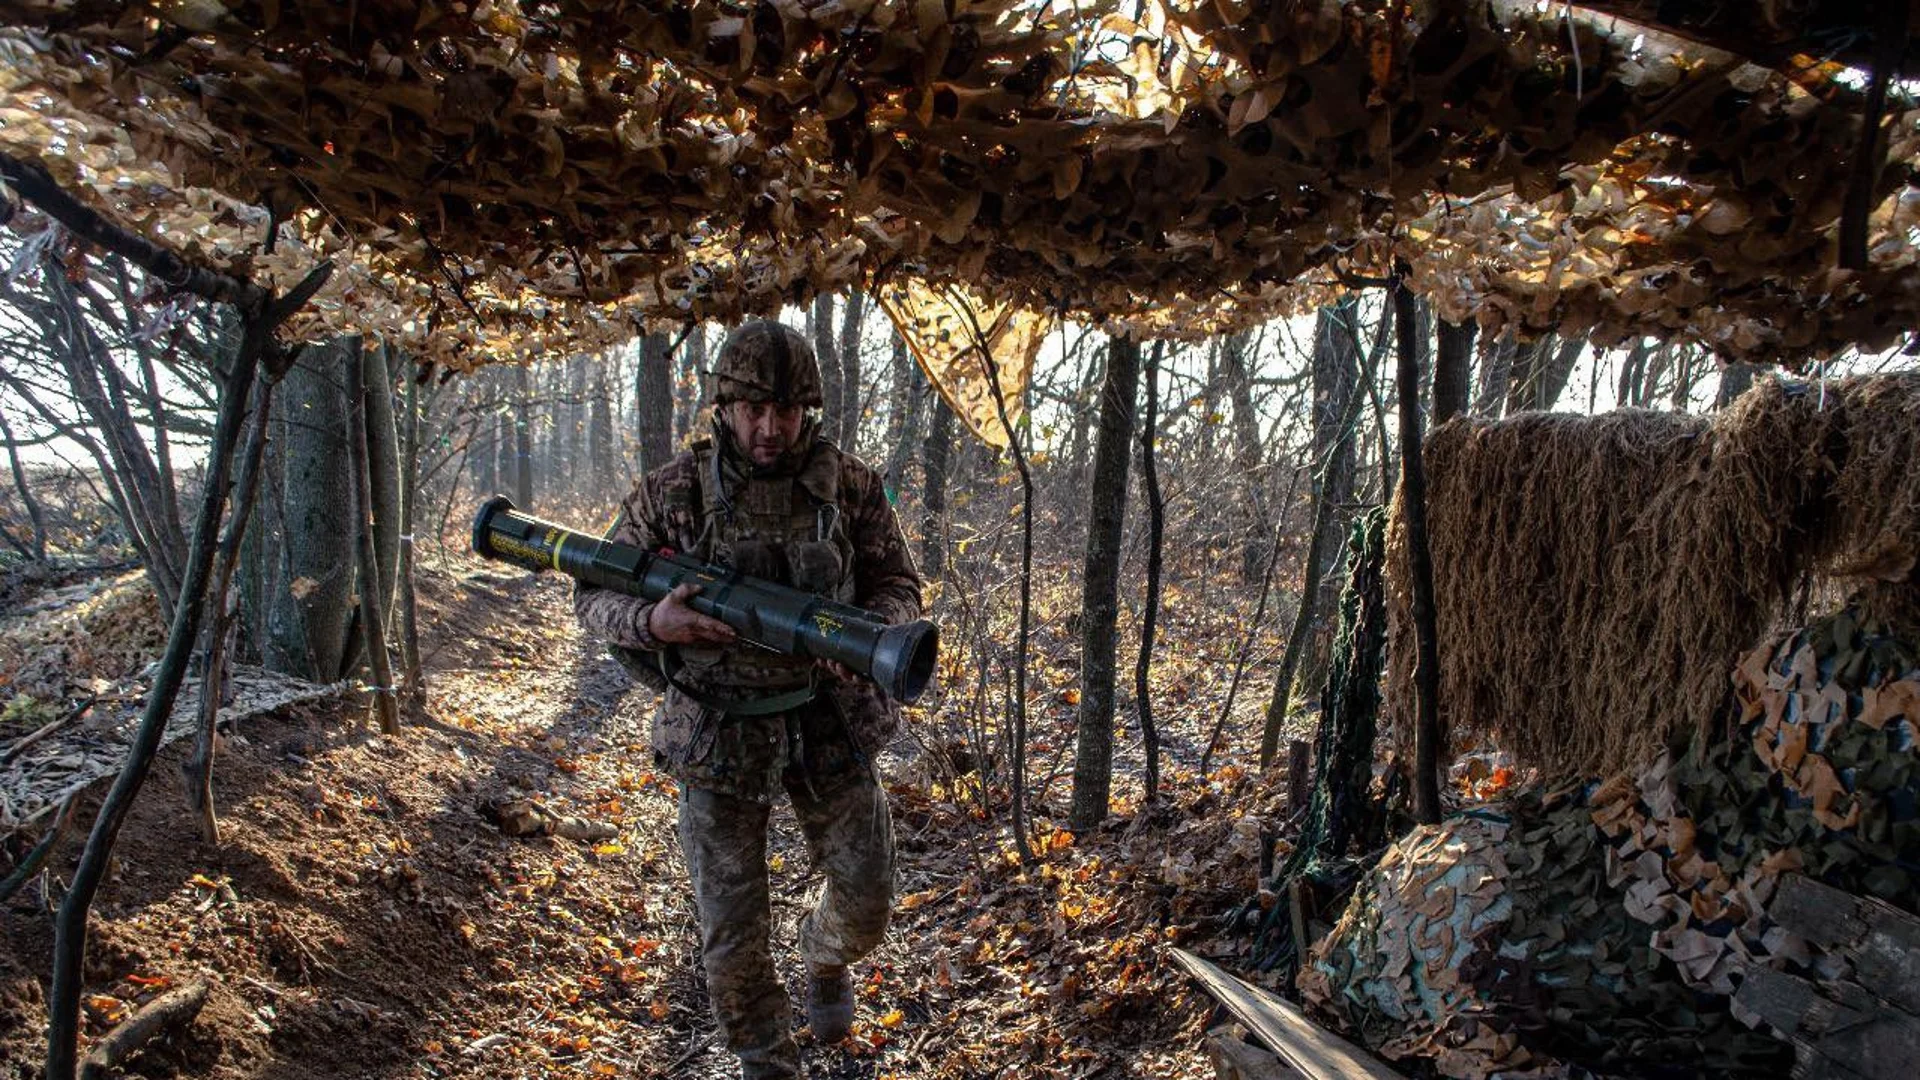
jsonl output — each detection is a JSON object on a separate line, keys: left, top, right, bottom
{"left": 676, "top": 770, "right": 894, "bottom": 1080}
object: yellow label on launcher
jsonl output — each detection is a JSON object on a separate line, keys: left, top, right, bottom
{"left": 492, "top": 535, "right": 545, "bottom": 564}
{"left": 812, "top": 613, "right": 843, "bottom": 637}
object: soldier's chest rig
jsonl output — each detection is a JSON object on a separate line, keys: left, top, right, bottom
{"left": 667, "top": 435, "right": 858, "bottom": 705}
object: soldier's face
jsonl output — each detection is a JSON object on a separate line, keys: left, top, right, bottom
{"left": 725, "top": 400, "right": 807, "bottom": 465}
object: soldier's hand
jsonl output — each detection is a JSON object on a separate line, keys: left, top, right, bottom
{"left": 815, "top": 658, "right": 857, "bottom": 682}
{"left": 648, "top": 583, "right": 737, "bottom": 645}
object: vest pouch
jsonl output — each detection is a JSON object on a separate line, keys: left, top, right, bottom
{"left": 787, "top": 539, "right": 844, "bottom": 597}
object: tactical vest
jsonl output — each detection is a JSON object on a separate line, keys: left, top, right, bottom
{"left": 658, "top": 434, "right": 858, "bottom": 701}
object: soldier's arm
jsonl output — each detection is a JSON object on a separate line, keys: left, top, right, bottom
{"left": 573, "top": 478, "right": 668, "bottom": 651}
{"left": 845, "top": 460, "right": 923, "bottom": 626}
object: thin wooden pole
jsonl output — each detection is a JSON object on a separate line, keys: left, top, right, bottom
{"left": 184, "top": 372, "right": 276, "bottom": 843}
{"left": 47, "top": 349, "right": 258, "bottom": 1080}
{"left": 1392, "top": 267, "right": 1444, "bottom": 826}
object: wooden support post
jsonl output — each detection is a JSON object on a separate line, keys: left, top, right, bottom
{"left": 13, "top": 141, "right": 334, "bottom": 1079}
{"left": 1392, "top": 267, "right": 1444, "bottom": 826}
{"left": 184, "top": 373, "right": 275, "bottom": 844}
{"left": 1287, "top": 739, "right": 1312, "bottom": 814}
{"left": 46, "top": 343, "right": 258, "bottom": 1080}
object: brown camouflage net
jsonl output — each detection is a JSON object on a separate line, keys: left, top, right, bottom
{"left": 2, "top": 3, "right": 1919, "bottom": 365}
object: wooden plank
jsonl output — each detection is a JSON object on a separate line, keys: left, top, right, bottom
{"left": 1770, "top": 874, "right": 1920, "bottom": 1015}
{"left": 1204, "top": 1025, "right": 1299, "bottom": 1080}
{"left": 1170, "top": 948, "right": 1403, "bottom": 1080}
{"left": 1736, "top": 965, "right": 1920, "bottom": 1080}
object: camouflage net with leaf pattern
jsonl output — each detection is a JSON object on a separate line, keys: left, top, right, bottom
{"left": 1303, "top": 605, "right": 1919, "bottom": 1079}
{"left": 3, "top": 2, "right": 1920, "bottom": 366}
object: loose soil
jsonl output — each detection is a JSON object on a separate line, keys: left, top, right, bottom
{"left": 1, "top": 560, "right": 1289, "bottom": 1080}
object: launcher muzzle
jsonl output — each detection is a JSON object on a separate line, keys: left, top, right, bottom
{"left": 471, "top": 495, "right": 937, "bottom": 704}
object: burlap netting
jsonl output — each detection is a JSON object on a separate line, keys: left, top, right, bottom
{"left": 1387, "top": 374, "right": 1920, "bottom": 778}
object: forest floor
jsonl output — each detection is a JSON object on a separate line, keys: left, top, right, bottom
{"left": 0, "top": 554, "right": 1304, "bottom": 1080}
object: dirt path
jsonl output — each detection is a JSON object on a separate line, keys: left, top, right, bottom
{"left": 2, "top": 563, "right": 1279, "bottom": 1079}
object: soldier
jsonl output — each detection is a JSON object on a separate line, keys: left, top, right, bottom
{"left": 574, "top": 319, "right": 923, "bottom": 1080}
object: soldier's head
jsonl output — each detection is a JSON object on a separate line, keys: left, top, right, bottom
{"left": 709, "top": 319, "right": 820, "bottom": 466}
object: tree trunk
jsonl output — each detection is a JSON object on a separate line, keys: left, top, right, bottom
{"left": 512, "top": 364, "right": 533, "bottom": 508}
{"left": 1134, "top": 343, "right": 1166, "bottom": 804}
{"left": 474, "top": 373, "right": 499, "bottom": 496}
{"left": 1716, "top": 361, "right": 1759, "bottom": 408}
{"left": 1616, "top": 338, "right": 1652, "bottom": 409}
{"left": 362, "top": 344, "right": 401, "bottom": 624}
{"left": 1433, "top": 319, "right": 1476, "bottom": 425}
{"left": 566, "top": 353, "right": 587, "bottom": 481}
{"left": 1258, "top": 301, "right": 1361, "bottom": 767}
{"left": 1536, "top": 335, "right": 1585, "bottom": 412}
{"left": 837, "top": 291, "right": 867, "bottom": 449}
{"left": 1302, "top": 299, "right": 1363, "bottom": 691}
{"left": 397, "top": 352, "right": 426, "bottom": 714}
{"left": 810, "top": 296, "right": 844, "bottom": 441}
{"left": 1392, "top": 276, "right": 1445, "bottom": 826}
{"left": 1474, "top": 332, "right": 1517, "bottom": 417}
{"left": 346, "top": 340, "right": 400, "bottom": 735}
{"left": 883, "top": 336, "right": 926, "bottom": 498}
{"left": 675, "top": 324, "right": 707, "bottom": 443}
{"left": 589, "top": 365, "right": 616, "bottom": 488}
{"left": 919, "top": 395, "right": 955, "bottom": 578}
{"left": 1220, "top": 329, "right": 1268, "bottom": 582}
{"left": 1070, "top": 335, "right": 1142, "bottom": 833}
{"left": 242, "top": 340, "right": 356, "bottom": 682}
{"left": 635, "top": 331, "right": 674, "bottom": 476}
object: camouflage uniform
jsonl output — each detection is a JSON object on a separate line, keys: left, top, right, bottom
{"left": 574, "top": 321, "right": 922, "bottom": 1080}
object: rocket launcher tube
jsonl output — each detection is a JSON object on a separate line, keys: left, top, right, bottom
{"left": 471, "top": 495, "right": 937, "bottom": 704}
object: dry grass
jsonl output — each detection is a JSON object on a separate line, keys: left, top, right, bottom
{"left": 1388, "top": 374, "right": 1920, "bottom": 776}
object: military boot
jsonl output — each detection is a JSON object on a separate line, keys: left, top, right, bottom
{"left": 805, "top": 964, "right": 854, "bottom": 1043}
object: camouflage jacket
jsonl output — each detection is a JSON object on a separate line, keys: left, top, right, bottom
{"left": 574, "top": 426, "right": 922, "bottom": 800}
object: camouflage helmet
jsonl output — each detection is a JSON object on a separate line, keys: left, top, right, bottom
{"left": 708, "top": 320, "right": 823, "bottom": 407}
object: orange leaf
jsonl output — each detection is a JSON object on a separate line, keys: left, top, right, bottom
{"left": 878, "top": 1009, "right": 905, "bottom": 1028}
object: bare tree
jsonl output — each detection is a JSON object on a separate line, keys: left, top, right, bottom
{"left": 635, "top": 331, "right": 673, "bottom": 476}
{"left": 1070, "top": 335, "right": 1142, "bottom": 832}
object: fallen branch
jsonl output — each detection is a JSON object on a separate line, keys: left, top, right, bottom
{"left": 78, "top": 980, "right": 210, "bottom": 1080}
{"left": 484, "top": 799, "right": 617, "bottom": 842}
{"left": 1, "top": 696, "right": 94, "bottom": 765}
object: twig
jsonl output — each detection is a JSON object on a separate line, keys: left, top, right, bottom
{"left": 660, "top": 1032, "right": 714, "bottom": 1076}
{"left": 1838, "top": 3, "right": 1910, "bottom": 271}
{"left": 1, "top": 697, "right": 95, "bottom": 765}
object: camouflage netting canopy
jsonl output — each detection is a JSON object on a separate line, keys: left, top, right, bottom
{"left": 5, "top": 1, "right": 1920, "bottom": 366}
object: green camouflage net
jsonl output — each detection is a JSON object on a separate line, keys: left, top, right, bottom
{"left": 1299, "top": 606, "right": 1920, "bottom": 1077}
